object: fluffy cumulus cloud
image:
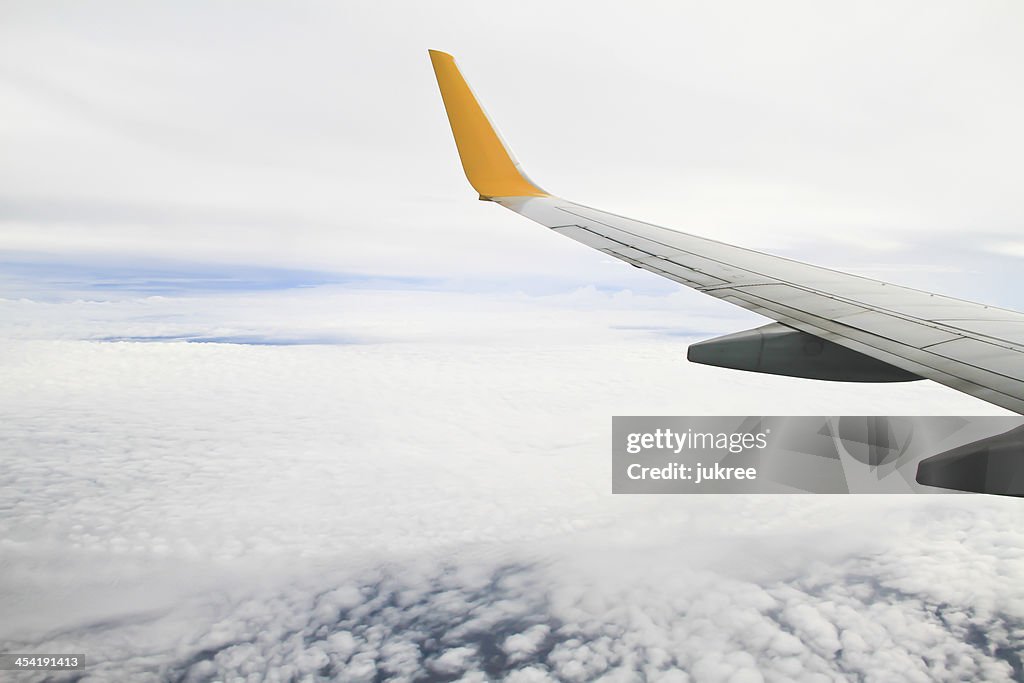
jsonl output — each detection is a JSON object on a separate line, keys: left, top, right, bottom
{"left": 1, "top": 283, "right": 1022, "bottom": 681}
{"left": 6, "top": 500, "right": 1023, "bottom": 682}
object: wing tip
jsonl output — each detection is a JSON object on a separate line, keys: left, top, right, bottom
{"left": 428, "top": 50, "right": 549, "bottom": 199}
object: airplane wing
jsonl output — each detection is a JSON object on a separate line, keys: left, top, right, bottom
{"left": 428, "top": 50, "right": 1024, "bottom": 416}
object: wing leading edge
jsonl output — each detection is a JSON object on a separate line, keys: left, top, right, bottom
{"left": 428, "top": 50, "right": 1024, "bottom": 415}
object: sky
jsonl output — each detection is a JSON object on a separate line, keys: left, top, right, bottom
{"left": 2, "top": 1, "right": 1024, "bottom": 681}
{"left": 3, "top": 1, "right": 1024, "bottom": 295}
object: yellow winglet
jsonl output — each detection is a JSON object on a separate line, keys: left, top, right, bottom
{"left": 428, "top": 50, "right": 548, "bottom": 199}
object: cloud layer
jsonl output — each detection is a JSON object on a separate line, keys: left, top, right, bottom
{"left": 8, "top": 500, "right": 1023, "bottom": 682}
{"left": 1, "top": 284, "right": 1021, "bottom": 680}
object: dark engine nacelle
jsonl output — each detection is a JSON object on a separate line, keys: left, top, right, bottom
{"left": 686, "top": 322, "right": 921, "bottom": 382}
{"left": 916, "top": 424, "right": 1024, "bottom": 496}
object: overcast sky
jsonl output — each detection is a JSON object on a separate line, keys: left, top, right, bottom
{"left": 3, "top": 1, "right": 1024, "bottom": 293}
{"left": 3, "top": 2, "right": 1024, "bottom": 681}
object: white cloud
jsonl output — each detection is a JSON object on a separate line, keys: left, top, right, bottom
{"left": 0, "top": 285, "right": 1020, "bottom": 680}
{"left": 5, "top": 500, "right": 1021, "bottom": 681}
{"left": 503, "top": 625, "right": 551, "bottom": 663}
